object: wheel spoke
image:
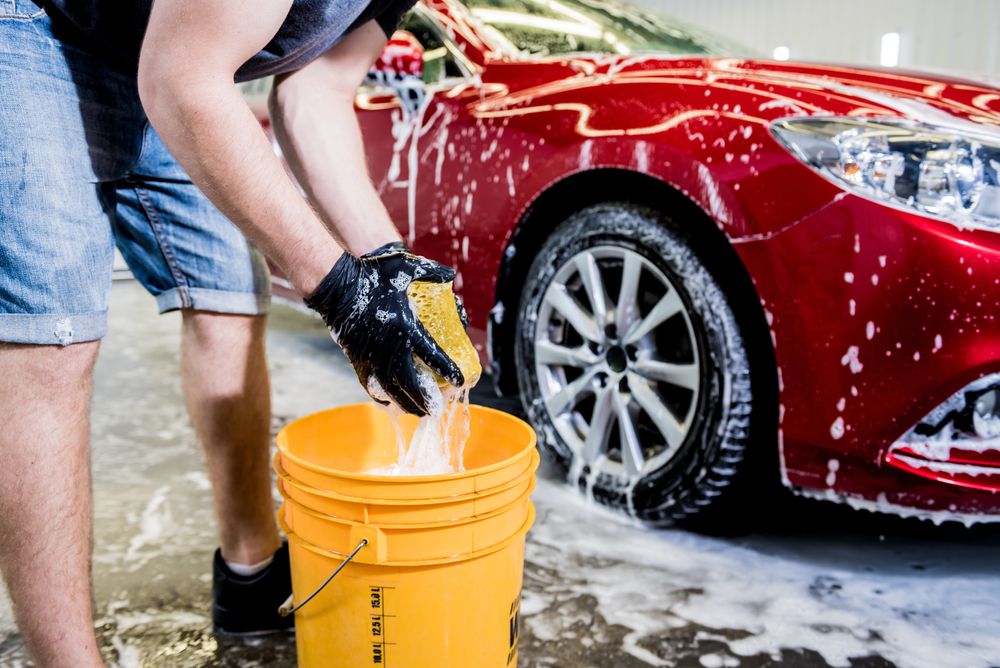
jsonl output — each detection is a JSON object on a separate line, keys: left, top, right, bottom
{"left": 535, "top": 339, "right": 598, "bottom": 368}
{"left": 536, "top": 245, "right": 702, "bottom": 480}
{"left": 545, "top": 367, "right": 598, "bottom": 416}
{"left": 613, "top": 391, "right": 644, "bottom": 476}
{"left": 581, "top": 386, "right": 615, "bottom": 463}
{"left": 546, "top": 284, "right": 602, "bottom": 342}
{"left": 628, "top": 372, "right": 685, "bottom": 456}
{"left": 632, "top": 358, "right": 699, "bottom": 391}
{"left": 624, "top": 289, "right": 683, "bottom": 344}
{"left": 615, "top": 252, "right": 642, "bottom": 334}
{"left": 574, "top": 251, "right": 610, "bottom": 329}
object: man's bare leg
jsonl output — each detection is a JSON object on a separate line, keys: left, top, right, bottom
{"left": 180, "top": 311, "right": 280, "bottom": 566}
{"left": 0, "top": 342, "right": 104, "bottom": 667}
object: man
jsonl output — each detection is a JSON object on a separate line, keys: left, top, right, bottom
{"left": 0, "top": 0, "right": 465, "bottom": 664}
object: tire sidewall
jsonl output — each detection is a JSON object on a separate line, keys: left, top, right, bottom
{"left": 514, "top": 203, "right": 753, "bottom": 523}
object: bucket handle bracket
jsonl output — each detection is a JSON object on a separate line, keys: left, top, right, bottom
{"left": 278, "top": 538, "right": 368, "bottom": 617}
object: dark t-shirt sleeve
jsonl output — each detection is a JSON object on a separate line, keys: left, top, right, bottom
{"left": 349, "top": 0, "right": 419, "bottom": 39}
{"left": 44, "top": 0, "right": 377, "bottom": 82}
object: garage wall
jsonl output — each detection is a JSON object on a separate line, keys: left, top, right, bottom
{"left": 628, "top": 0, "right": 1000, "bottom": 84}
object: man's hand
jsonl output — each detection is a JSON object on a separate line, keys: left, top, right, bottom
{"left": 366, "top": 240, "right": 470, "bottom": 330}
{"left": 305, "top": 244, "right": 464, "bottom": 416}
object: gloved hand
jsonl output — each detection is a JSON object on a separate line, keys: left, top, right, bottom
{"left": 305, "top": 242, "right": 465, "bottom": 416}
{"left": 367, "top": 241, "right": 469, "bottom": 328}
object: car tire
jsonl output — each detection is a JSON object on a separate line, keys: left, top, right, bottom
{"left": 514, "top": 202, "right": 768, "bottom": 530}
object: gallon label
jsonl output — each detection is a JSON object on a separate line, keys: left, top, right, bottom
{"left": 507, "top": 593, "right": 521, "bottom": 665}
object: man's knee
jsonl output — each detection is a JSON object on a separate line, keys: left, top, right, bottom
{"left": 0, "top": 342, "right": 100, "bottom": 396}
{"left": 181, "top": 310, "right": 267, "bottom": 351}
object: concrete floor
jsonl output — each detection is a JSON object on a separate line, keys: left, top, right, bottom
{"left": 2, "top": 280, "right": 1000, "bottom": 667}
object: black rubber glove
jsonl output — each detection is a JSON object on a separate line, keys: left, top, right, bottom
{"left": 455, "top": 292, "right": 469, "bottom": 329}
{"left": 370, "top": 241, "right": 469, "bottom": 328}
{"left": 305, "top": 242, "right": 465, "bottom": 417}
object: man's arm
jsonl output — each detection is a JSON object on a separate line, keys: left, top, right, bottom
{"left": 138, "top": 0, "right": 338, "bottom": 295}
{"left": 139, "top": 4, "right": 466, "bottom": 413}
{"left": 268, "top": 20, "right": 403, "bottom": 255}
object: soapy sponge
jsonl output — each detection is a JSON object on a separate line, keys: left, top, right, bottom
{"left": 408, "top": 280, "right": 482, "bottom": 389}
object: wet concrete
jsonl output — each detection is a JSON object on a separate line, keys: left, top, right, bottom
{"left": 2, "top": 280, "right": 999, "bottom": 667}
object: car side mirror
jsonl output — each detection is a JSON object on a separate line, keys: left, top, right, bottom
{"left": 366, "top": 31, "right": 425, "bottom": 87}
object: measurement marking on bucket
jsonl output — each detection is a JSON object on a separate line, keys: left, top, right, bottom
{"left": 507, "top": 594, "right": 521, "bottom": 665}
{"left": 369, "top": 585, "right": 396, "bottom": 666}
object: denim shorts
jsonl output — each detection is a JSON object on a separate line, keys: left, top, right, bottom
{"left": 0, "top": 0, "right": 271, "bottom": 346}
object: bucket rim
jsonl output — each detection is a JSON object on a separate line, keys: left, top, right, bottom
{"left": 282, "top": 476, "right": 536, "bottom": 531}
{"left": 275, "top": 449, "right": 540, "bottom": 507}
{"left": 276, "top": 403, "right": 537, "bottom": 483}
{"left": 281, "top": 502, "right": 536, "bottom": 567}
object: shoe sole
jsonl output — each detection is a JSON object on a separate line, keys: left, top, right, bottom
{"left": 213, "top": 625, "right": 296, "bottom": 638}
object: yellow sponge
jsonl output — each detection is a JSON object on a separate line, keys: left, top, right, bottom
{"left": 408, "top": 280, "right": 482, "bottom": 388}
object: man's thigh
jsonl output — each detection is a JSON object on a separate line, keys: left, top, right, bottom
{"left": 0, "top": 9, "right": 112, "bottom": 344}
{"left": 114, "top": 125, "right": 272, "bottom": 317}
{"left": 0, "top": 3, "right": 145, "bottom": 345}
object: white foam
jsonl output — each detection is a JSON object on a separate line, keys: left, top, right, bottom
{"left": 840, "top": 346, "right": 863, "bottom": 374}
{"left": 365, "top": 371, "right": 472, "bottom": 477}
{"left": 830, "top": 417, "right": 845, "bottom": 440}
{"left": 389, "top": 271, "right": 412, "bottom": 292}
{"left": 528, "top": 478, "right": 1000, "bottom": 667}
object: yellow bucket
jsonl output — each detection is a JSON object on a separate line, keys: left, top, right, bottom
{"left": 275, "top": 403, "right": 537, "bottom": 668}
{"left": 276, "top": 453, "right": 538, "bottom": 525}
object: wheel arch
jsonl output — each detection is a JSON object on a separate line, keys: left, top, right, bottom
{"left": 489, "top": 168, "right": 779, "bottom": 448}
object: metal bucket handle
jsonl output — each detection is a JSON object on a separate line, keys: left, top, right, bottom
{"left": 277, "top": 539, "right": 368, "bottom": 617}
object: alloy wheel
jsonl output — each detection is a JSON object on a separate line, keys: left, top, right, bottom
{"left": 534, "top": 246, "right": 702, "bottom": 483}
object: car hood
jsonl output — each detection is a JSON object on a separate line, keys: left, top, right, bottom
{"left": 725, "top": 58, "right": 1000, "bottom": 129}
{"left": 514, "top": 54, "right": 1000, "bottom": 134}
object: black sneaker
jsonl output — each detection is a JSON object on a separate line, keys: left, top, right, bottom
{"left": 212, "top": 542, "right": 296, "bottom": 636}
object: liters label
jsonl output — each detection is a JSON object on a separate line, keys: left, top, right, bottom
{"left": 369, "top": 585, "right": 396, "bottom": 666}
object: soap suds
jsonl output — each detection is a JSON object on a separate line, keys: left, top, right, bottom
{"left": 366, "top": 368, "right": 472, "bottom": 476}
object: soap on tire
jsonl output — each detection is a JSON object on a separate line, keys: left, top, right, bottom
{"left": 513, "top": 202, "right": 775, "bottom": 531}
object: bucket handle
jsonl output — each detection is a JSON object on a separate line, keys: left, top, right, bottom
{"left": 278, "top": 539, "right": 368, "bottom": 617}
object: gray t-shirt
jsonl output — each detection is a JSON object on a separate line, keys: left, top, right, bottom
{"left": 46, "top": 0, "right": 376, "bottom": 82}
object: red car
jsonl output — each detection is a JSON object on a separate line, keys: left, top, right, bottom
{"left": 262, "top": 0, "right": 1000, "bottom": 527}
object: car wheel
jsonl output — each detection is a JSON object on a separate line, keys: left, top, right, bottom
{"left": 515, "top": 202, "right": 763, "bottom": 528}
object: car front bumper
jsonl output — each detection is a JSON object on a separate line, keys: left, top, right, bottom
{"left": 734, "top": 192, "right": 1000, "bottom": 522}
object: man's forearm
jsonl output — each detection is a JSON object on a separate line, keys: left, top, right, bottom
{"left": 269, "top": 21, "right": 403, "bottom": 256}
{"left": 138, "top": 71, "right": 339, "bottom": 296}
{"left": 270, "top": 79, "right": 400, "bottom": 255}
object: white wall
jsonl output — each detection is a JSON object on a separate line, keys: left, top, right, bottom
{"left": 629, "top": 0, "right": 1000, "bottom": 84}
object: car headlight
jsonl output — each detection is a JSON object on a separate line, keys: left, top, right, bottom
{"left": 771, "top": 117, "right": 1000, "bottom": 232}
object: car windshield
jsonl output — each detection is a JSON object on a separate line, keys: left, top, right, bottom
{"left": 463, "top": 0, "right": 751, "bottom": 57}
